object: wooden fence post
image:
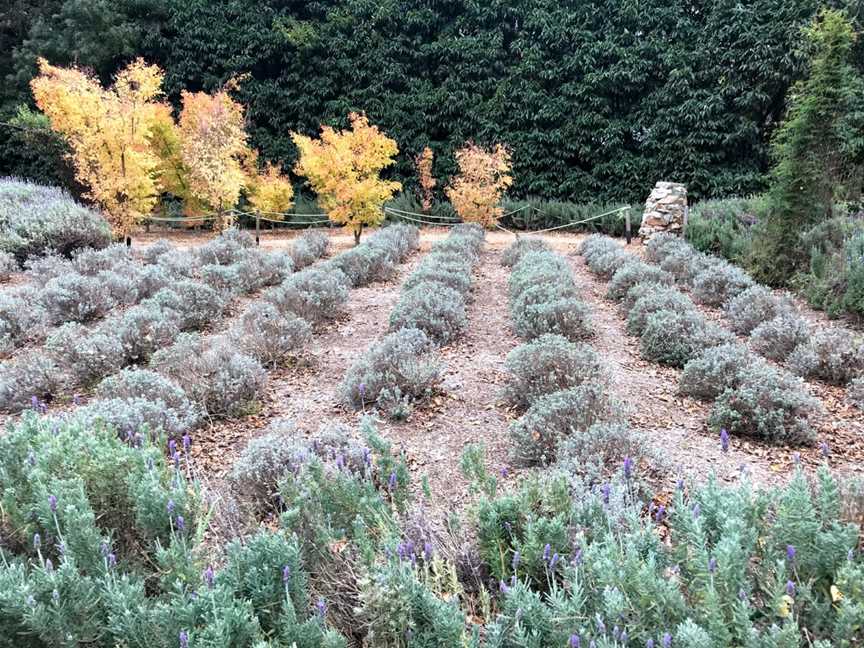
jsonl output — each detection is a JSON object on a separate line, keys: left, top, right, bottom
{"left": 683, "top": 204, "right": 689, "bottom": 238}
{"left": 255, "top": 215, "right": 260, "bottom": 246}
{"left": 625, "top": 207, "right": 632, "bottom": 245}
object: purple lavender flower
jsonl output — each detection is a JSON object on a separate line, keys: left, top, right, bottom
{"left": 786, "top": 580, "right": 795, "bottom": 596}
{"left": 621, "top": 630, "right": 629, "bottom": 643}
{"left": 175, "top": 515, "right": 185, "bottom": 531}
{"left": 676, "top": 477, "right": 685, "bottom": 491}
{"left": 388, "top": 471, "right": 397, "bottom": 490}
{"left": 691, "top": 504, "right": 700, "bottom": 519}
{"left": 33, "top": 533, "right": 41, "bottom": 550}
{"left": 720, "top": 428, "right": 729, "bottom": 453}
{"left": 26, "top": 595, "right": 35, "bottom": 607}
{"left": 786, "top": 545, "right": 796, "bottom": 562}
{"left": 623, "top": 456, "right": 634, "bottom": 479}
{"left": 589, "top": 641, "right": 596, "bottom": 648}
{"left": 336, "top": 453, "right": 345, "bottom": 470}
{"left": 51, "top": 589, "right": 59, "bottom": 603}
{"left": 363, "top": 448, "right": 371, "bottom": 467}
{"left": 179, "top": 630, "right": 189, "bottom": 648}
{"left": 167, "top": 499, "right": 175, "bottom": 514}
{"left": 203, "top": 565, "right": 215, "bottom": 588}
{"left": 500, "top": 467, "right": 508, "bottom": 478}
{"left": 169, "top": 439, "right": 177, "bottom": 455}
{"left": 738, "top": 589, "right": 748, "bottom": 601}
{"left": 820, "top": 441, "right": 830, "bottom": 457}
{"left": 423, "top": 541, "right": 433, "bottom": 561}
{"left": 708, "top": 557, "right": 717, "bottom": 573}
{"left": 601, "top": 483, "right": 611, "bottom": 503}
{"left": 662, "top": 632, "right": 672, "bottom": 648}
{"left": 569, "top": 634, "right": 581, "bottom": 648}
{"left": 182, "top": 434, "right": 191, "bottom": 453}
{"left": 572, "top": 548, "right": 583, "bottom": 566}
{"left": 549, "top": 553, "right": 559, "bottom": 569}
{"left": 655, "top": 505, "right": 666, "bottom": 522}
{"left": 792, "top": 452, "right": 801, "bottom": 465}
{"left": 543, "top": 543, "right": 551, "bottom": 562}
{"left": 72, "top": 393, "right": 81, "bottom": 406}
{"left": 358, "top": 382, "right": 366, "bottom": 401}
{"left": 48, "top": 494, "right": 57, "bottom": 513}
{"left": 646, "top": 640, "right": 655, "bottom": 648}
{"left": 27, "top": 451, "right": 36, "bottom": 467}
{"left": 100, "top": 541, "right": 109, "bottom": 557}
{"left": 596, "top": 614, "right": 605, "bottom": 634}
{"left": 108, "top": 553, "right": 116, "bottom": 568}
{"left": 613, "top": 626, "right": 620, "bottom": 640}
{"left": 282, "top": 565, "right": 291, "bottom": 584}
{"left": 31, "top": 396, "right": 38, "bottom": 410}
{"left": 499, "top": 579, "right": 510, "bottom": 594}
{"left": 316, "top": 597, "right": 327, "bottom": 618}
{"left": 45, "top": 558, "right": 53, "bottom": 573}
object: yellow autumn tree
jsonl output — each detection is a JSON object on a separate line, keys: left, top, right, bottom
{"left": 245, "top": 159, "right": 295, "bottom": 215}
{"left": 446, "top": 142, "right": 513, "bottom": 228}
{"left": 416, "top": 146, "right": 436, "bottom": 212}
{"left": 292, "top": 112, "right": 401, "bottom": 244}
{"left": 31, "top": 57, "right": 166, "bottom": 240}
{"left": 177, "top": 89, "right": 249, "bottom": 230}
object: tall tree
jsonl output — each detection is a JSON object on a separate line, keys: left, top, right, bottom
{"left": 751, "top": 8, "right": 864, "bottom": 285}
{"left": 446, "top": 142, "right": 512, "bottom": 228}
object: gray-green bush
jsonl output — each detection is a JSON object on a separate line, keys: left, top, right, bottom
{"left": 389, "top": 282, "right": 467, "bottom": 345}
{"left": 724, "top": 285, "right": 792, "bottom": 335}
{"left": 504, "top": 334, "right": 603, "bottom": 410}
{"left": 606, "top": 260, "right": 674, "bottom": 301}
{"left": 626, "top": 286, "right": 696, "bottom": 336}
{"left": 691, "top": 260, "right": 755, "bottom": 306}
{"left": 788, "top": 328, "right": 864, "bottom": 385}
{"left": 639, "top": 309, "right": 733, "bottom": 367}
{"left": 679, "top": 343, "right": 755, "bottom": 401}
{"left": 230, "top": 302, "right": 312, "bottom": 367}
{"left": 750, "top": 311, "right": 813, "bottom": 361}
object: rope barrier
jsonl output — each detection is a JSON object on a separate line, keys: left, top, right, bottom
{"left": 384, "top": 206, "right": 460, "bottom": 222}
{"left": 526, "top": 206, "right": 631, "bottom": 234}
{"left": 146, "top": 215, "right": 219, "bottom": 223}
{"left": 385, "top": 211, "right": 463, "bottom": 227}
{"left": 257, "top": 215, "right": 332, "bottom": 225}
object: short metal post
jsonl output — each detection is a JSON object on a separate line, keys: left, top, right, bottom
{"left": 683, "top": 204, "right": 689, "bottom": 238}
{"left": 625, "top": 208, "right": 632, "bottom": 245}
{"left": 255, "top": 215, "right": 260, "bottom": 246}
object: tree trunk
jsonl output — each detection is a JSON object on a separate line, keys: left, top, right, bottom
{"left": 125, "top": 235, "right": 131, "bottom": 248}
{"left": 354, "top": 224, "right": 363, "bottom": 246}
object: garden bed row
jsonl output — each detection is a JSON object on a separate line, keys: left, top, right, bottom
{"left": 499, "top": 237, "right": 654, "bottom": 481}
{"left": 580, "top": 235, "right": 823, "bottom": 445}
{"left": 339, "top": 223, "right": 485, "bottom": 420}
{"left": 641, "top": 233, "right": 864, "bottom": 402}
{"left": 0, "top": 229, "right": 329, "bottom": 414}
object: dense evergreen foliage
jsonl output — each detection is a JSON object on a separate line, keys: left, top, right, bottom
{"left": 3, "top": 0, "right": 860, "bottom": 202}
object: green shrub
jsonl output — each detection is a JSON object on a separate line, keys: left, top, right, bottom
{"left": 724, "top": 285, "right": 792, "bottom": 335}
{"left": 750, "top": 312, "right": 813, "bottom": 362}
{"left": 557, "top": 421, "right": 656, "bottom": 486}
{"left": 679, "top": 343, "right": 755, "bottom": 401}
{"left": 289, "top": 229, "right": 330, "bottom": 269}
{"left": 509, "top": 383, "right": 621, "bottom": 466}
{"left": 145, "top": 280, "right": 225, "bottom": 330}
{"left": 389, "top": 282, "right": 467, "bottom": 345}
{"left": 607, "top": 260, "right": 674, "bottom": 301}
{"left": 0, "top": 291, "right": 48, "bottom": 354}
{"left": 514, "top": 296, "right": 593, "bottom": 341}
{"left": 587, "top": 249, "right": 630, "bottom": 278}
{"left": 686, "top": 197, "right": 760, "bottom": 261}
{"left": 266, "top": 266, "right": 350, "bottom": 324}
{"left": 850, "top": 377, "right": 864, "bottom": 409}
{"left": 578, "top": 234, "right": 621, "bottom": 263}
{"left": 788, "top": 328, "right": 864, "bottom": 385}
{"left": 115, "top": 301, "right": 183, "bottom": 363}
{"left": 402, "top": 262, "right": 473, "bottom": 295}
{"left": 708, "top": 365, "right": 820, "bottom": 443}
{"left": 39, "top": 272, "right": 117, "bottom": 324}
{"left": 639, "top": 310, "right": 734, "bottom": 367}
{"left": 503, "top": 334, "right": 603, "bottom": 410}
{"left": 644, "top": 232, "right": 689, "bottom": 263}
{"left": 45, "top": 322, "right": 123, "bottom": 387}
{"left": 0, "top": 351, "right": 61, "bottom": 412}
{"left": 329, "top": 245, "right": 396, "bottom": 287}
{"left": 95, "top": 368, "right": 199, "bottom": 431}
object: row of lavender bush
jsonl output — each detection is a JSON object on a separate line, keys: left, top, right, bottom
{"left": 501, "top": 238, "right": 655, "bottom": 481}
{"left": 580, "top": 235, "right": 822, "bottom": 444}
{"left": 340, "top": 223, "right": 482, "bottom": 420}
{"left": 642, "top": 233, "right": 864, "bottom": 403}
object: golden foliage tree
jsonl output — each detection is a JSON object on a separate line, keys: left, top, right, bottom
{"left": 245, "top": 158, "right": 295, "bottom": 215}
{"left": 446, "top": 142, "right": 513, "bottom": 227}
{"left": 416, "top": 146, "right": 436, "bottom": 212}
{"left": 32, "top": 58, "right": 295, "bottom": 237}
{"left": 292, "top": 112, "right": 401, "bottom": 244}
{"left": 31, "top": 58, "right": 166, "bottom": 239}
{"left": 178, "top": 89, "right": 249, "bottom": 230}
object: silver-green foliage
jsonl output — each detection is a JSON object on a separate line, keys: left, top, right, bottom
{"left": 509, "top": 383, "right": 621, "bottom": 466}
{"left": 501, "top": 237, "right": 549, "bottom": 267}
{"left": 229, "top": 302, "right": 312, "bottom": 367}
{"left": 679, "top": 343, "right": 755, "bottom": 401}
{"left": 389, "top": 282, "right": 467, "bottom": 345}
{"left": 266, "top": 266, "right": 350, "bottom": 324}
{"left": 724, "top": 285, "right": 792, "bottom": 335}
{"left": 691, "top": 260, "right": 755, "bottom": 307}
{"left": 750, "top": 312, "right": 813, "bottom": 361}
{"left": 341, "top": 327, "right": 440, "bottom": 415}
{"left": 606, "top": 260, "right": 674, "bottom": 301}
{"left": 626, "top": 286, "right": 696, "bottom": 336}
{"left": 639, "top": 309, "right": 734, "bottom": 367}
{"left": 708, "top": 364, "right": 820, "bottom": 443}
{"left": 504, "top": 334, "right": 603, "bottom": 410}
{"left": 788, "top": 328, "right": 864, "bottom": 385}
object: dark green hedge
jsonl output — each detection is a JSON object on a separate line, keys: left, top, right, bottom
{"left": 2, "top": 0, "right": 859, "bottom": 203}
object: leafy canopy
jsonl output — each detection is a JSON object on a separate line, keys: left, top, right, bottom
{"left": 292, "top": 112, "right": 401, "bottom": 243}
{"left": 446, "top": 142, "right": 512, "bottom": 228}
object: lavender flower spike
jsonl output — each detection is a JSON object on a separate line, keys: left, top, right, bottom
{"left": 179, "top": 631, "right": 189, "bottom": 648}
{"left": 282, "top": 565, "right": 291, "bottom": 584}
{"left": 569, "top": 634, "right": 581, "bottom": 648}
{"left": 388, "top": 471, "right": 397, "bottom": 490}
{"left": 662, "top": 632, "right": 672, "bottom": 648}
{"left": 786, "top": 545, "right": 796, "bottom": 562}
{"left": 786, "top": 580, "right": 796, "bottom": 597}
{"left": 720, "top": 428, "right": 729, "bottom": 453}
{"left": 623, "top": 456, "right": 634, "bottom": 479}
{"left": 203, "top": 565, "right": 215, "bottom": 588}
{"left": 48, "top": 494, "right": 57, "bottom": 513}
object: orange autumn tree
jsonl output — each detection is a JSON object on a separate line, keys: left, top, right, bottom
{"left": 292, "top": 112, "right": 401, "bottom": 244}
{"left": 446, "top": 142, "right": 513, "bottom": 228}
{"left": 415, "top": 146, "right": 436, "bottom": 212}
{"left": 244, "top": 155, "right": 295, "bottom": 215}
{"left": 31, "top": 58, "right": 166, "bottom": 240}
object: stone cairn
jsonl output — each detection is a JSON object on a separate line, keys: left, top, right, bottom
{"left": 639, "top": 181, "right": 687, "bottom": 241}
